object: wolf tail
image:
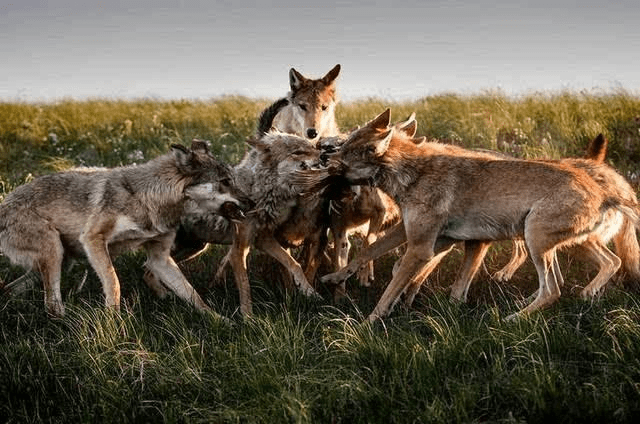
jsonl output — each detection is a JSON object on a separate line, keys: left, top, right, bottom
{"left": 584, "top": 133, "right": 608, "bottom": 163}
{"left": 257, "top": 98, "right": 289, "bottom": 136}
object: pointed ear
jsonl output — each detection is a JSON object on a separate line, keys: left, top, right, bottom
{"left": 401, "top": 121, "right": 417, "bottom": 137}
{"left": 322, "top": 64, "right": 341, "bottom": 85}
{"left": 412, "top": 136, "right": 426, "bottom": 146}
{"left": 373, "top": 128, "right": 394, "bottom": 157}
{"left": 395, "top": 112, "right": 416, "bottom": 132}
{"left": 171, "top": 143, "right": 192, "bottom": 167}
{"left": 367, "top": 109, "right": 391, "bottom": 131}
{"left": 190, "top": 139, "right": 210, "bottom": 154}
{"left": 396, "top": 113, "right": 417, "bottom": 137}
{"left": 289, "top": 68, "right": 306, "bottom": 90}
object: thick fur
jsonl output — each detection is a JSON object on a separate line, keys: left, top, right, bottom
{"left": 318, "top": 110, "right": 640, "bottom": 321}
{"left": 222, "top": 132, "right": 329, "bottom": 315}
{"left": 0, "top": 140, "right": 247, "bottom": 318}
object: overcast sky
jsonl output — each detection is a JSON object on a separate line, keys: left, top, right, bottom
{"left": 1, "top": 0, "right": 639, "bottom": 102}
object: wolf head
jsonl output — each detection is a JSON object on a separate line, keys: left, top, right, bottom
{"left": 171, "top": 139, "right": 252, "bottom": 221}
{"left": 285, "top": 64, "right": 341, "bottom": 141}
{"left": 324, "top": 110, "right": 424, "bottom": 185}
{"left": 247, "top": 132, "right": 324, "bottom": 176}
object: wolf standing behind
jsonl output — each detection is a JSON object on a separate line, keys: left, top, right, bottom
{"left": 0, "top": 140, "right": 248, "bottom": 318}
{"left": 272, "top": 64, "right": 341, "bottom": 141}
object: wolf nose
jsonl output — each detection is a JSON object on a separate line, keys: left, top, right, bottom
{"left": 306, "top": 128, "right": 318, "bottom": 139}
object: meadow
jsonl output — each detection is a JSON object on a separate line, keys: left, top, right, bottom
{"left": 1, "top": 92, "right": 640, "bottom": 423}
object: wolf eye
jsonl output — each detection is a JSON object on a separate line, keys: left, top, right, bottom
{"left": 220, "top": 178, "right": 231, "bottom": 187}
{"left": 321, "top": 104, "right": 328, "bottom": 111}
{"left": 298, "top": 103, "right": 308, "bottom": 111}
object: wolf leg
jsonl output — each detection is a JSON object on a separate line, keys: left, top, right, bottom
{"left": 322, "top": 222, "right": 407, "bottom": 286}
{"left": 256, "top": 235, "right": 321, "bottom": 299}
{"left": 228, "top": 223, "right": 253, "bottom": 316}
{"left": 367, "top": 242, "right": 436, "bottom": 322}
{"left": 80, "top": 228, "right": 121, "bottom": 311}
{"left": 401, "top": 243, "right": 454, "bottom": 308}
{"left": 493, "top": 240, "right": 528, "bottom": 282}
{"left": 35, "top": 235, "right": 66, "bottom": 317}
{"left": 449, "top": 240, "right": 492, "bottom": 303}
{"left": 144, "top": 236, "right": 211, "bottom": 313}
{"left": 579, "top": 239, "right": 621, "bottom": 298}
{"left": 506, "top": 249, "right": 561, "bottom": 321}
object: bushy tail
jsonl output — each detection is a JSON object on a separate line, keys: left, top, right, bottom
{"left": 584, "top": 133, "right": 608, "bottom": 163}
{"left": 257, "top": 98, "right": 289, "bottom": 136}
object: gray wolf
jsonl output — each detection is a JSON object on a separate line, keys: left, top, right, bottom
{"left": 313, "top": 109, "right": 639, "bottom": 321}
{"left": 399, "top": 133, "right": 640, "bottom": 306}
{"left": 175, "top": 129, "right": 330, "bottom": 316}
{"left": 0, "top": 140, "right": 248, "bottom": 318}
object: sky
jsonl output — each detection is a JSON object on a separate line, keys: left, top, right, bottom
{"left": 1, "top": 0, "right": 639, "bottom": 102}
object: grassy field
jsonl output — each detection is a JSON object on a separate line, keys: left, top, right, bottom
{"left": 1, "top": 92, "right": 640, "bottom": 423}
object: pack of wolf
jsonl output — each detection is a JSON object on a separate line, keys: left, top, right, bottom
{"left": 1, "top": 64, "right": 639, "bottom": 323}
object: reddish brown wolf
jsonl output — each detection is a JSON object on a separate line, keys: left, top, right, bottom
{"left": 314, "top": 110, "right": 639, "bottom": 321}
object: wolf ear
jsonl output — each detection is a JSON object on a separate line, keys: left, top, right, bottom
{"left": 395, "top": 113, "right": 417, "bottom": 137}
{"left": 171, "top": 143, "right": 192, "bottom": 167}
{"left": 289, "top": 68, "right": 306, "bottom": 90}
{"left": 190, "top": 139, "right": 210, "bottom": 154}
{"left": 322, "top": 64, "right": 341, "bottom": 85}
{"left": 367, "top": 109, "right": 391, "bottom": 131}
{"left": 372, "top": 128, "right": 394, "bottom": 157}
{"left": 585, "top": 133, "right": 608, "bottom": 164}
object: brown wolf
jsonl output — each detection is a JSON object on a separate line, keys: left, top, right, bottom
{"left": 315, "top": 110, "right": 639, "bottom": 321}
{"left": 314, "top": 132, "right": 639, "bottom": 307}
{"left": 0, "top": 140, "right": 248, "bottom": 318}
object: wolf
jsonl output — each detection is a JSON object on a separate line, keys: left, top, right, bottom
{"left": 0, "top": 140, "right": 248, "bottom": 318}
{"left": 313, "top": 130, "right": 639, "bottom": 307}
{"left": 271, "top": 64, "right": 341, "bottom": 141}
{"left": 313, "top": 109, "right": 639, "bottom": 321}
{"left": 172, "top": 129, "right": 330, "bottom": 316}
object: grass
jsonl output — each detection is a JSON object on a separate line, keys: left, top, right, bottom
{"left": 1, "top": 92, "right": 640, "bottom": 423}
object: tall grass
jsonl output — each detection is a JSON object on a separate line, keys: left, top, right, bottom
{"left": 1, "top": 92, "right": 640, "bottom": 423}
